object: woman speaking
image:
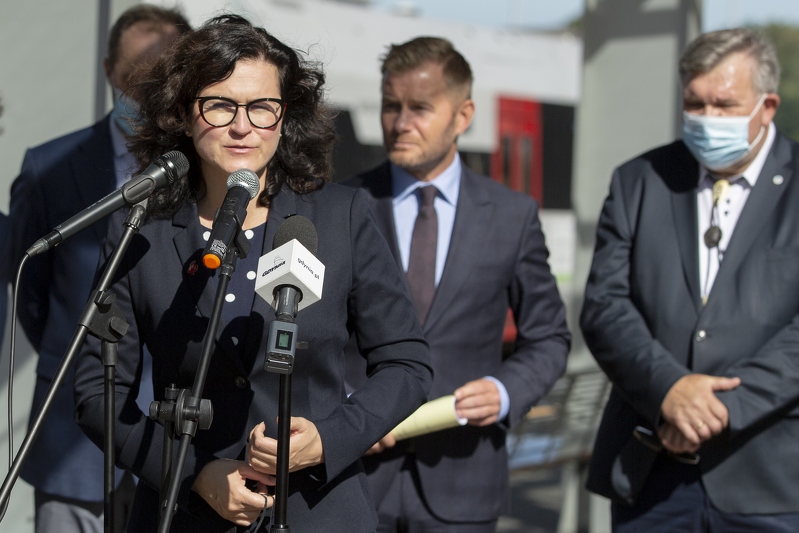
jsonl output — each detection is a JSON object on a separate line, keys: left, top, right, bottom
{"left": 74, "top": 14, "right": 431, "bottom": 532}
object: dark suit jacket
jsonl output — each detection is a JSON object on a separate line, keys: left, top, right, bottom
{"left": 74, "top": 182, "right": 433, "bottom": 532}
{"left": 0, "top": 213, "right": 8, "bottom": 348}
{"left": 9, "top": 117, "right": 122, "bottom": 499}
{"left": 581, "top": 133, "right": 799, "bottom": 513}
{"left": 346, "top": 162, "right": 570, "bottom": 522}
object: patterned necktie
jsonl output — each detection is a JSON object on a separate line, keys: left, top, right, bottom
{"left": 407, "top": 186, "right": 438, "bottom": 325}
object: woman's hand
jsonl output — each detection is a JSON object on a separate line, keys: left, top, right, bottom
{"left": 247, "top": 417, "right": 325, "bottom": 474}
{"left": 192, "top": 458, "right": 275, "bottom": 526}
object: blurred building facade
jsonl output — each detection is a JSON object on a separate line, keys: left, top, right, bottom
{"left": 0, "top": 1, "right": 702, "bottom": 531}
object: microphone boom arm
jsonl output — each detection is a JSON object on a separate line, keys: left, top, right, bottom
{"left": 0, "top": 202, "right": 148, "bottom": 530}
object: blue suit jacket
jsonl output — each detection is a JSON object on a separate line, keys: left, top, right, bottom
{"left": 582, "top": 134, "right": 799, "bottom": 513}
{"left": 9, "top": 117, "right": 123, "bottom": 500}
{"left": 74, "top": 183, "right": 433, "bottom": 532}
{"left": 346, "top": 163, "right": 571, "bottom": 522}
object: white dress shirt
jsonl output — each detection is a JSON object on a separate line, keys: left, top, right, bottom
{"left": 697, "top": 122, "right": 776, "bottom": 302}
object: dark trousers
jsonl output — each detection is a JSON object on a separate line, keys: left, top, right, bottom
{"left": 376, "top": 454, "right": 497, "bottom": 533}
{"left": 613, "top": 456, "right": 799, "bottom": 533}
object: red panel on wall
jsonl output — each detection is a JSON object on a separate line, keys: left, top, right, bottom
{"left": 491, "top": 97, "right": 543, "bottom": 205}
{"left": 491, "top": 97, "right": 543, "bottom": 344}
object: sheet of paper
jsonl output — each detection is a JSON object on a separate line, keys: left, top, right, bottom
{"left": 390, "top": 395, "right": 467, "bottom": 440}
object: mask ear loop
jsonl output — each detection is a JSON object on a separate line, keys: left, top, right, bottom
{"left": 747, "top": 93, "right": 768, "bottom": 120}
{"left": 745, "top": 93, "right": 769, "bottom": 150}
{"left": 748, "top": 124, "right": 767, "bottom": 151}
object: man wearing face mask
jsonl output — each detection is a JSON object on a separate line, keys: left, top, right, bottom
{"left": 581, "top": 28, "right": 799, "bottom": 531}
{"left": 9, "top": 6, "right": 189, "bottom": 532}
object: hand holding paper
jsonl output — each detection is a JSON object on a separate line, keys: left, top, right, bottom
{"left": 454, "top": 377, "right": 503, "bottom": 426}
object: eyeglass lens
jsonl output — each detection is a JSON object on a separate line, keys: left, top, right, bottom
{"left": 200, "top": 98, "right": 283, "bottom": 129}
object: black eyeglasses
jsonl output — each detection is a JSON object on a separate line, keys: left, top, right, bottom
{"left": 196, "top": 96, "right": 286, "bottom": 129}
{"left": 633, "top": 426, "right": 700, "bottom": 465}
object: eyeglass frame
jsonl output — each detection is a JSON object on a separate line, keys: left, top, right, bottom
{"left": 633, "top": 425, "right": 700, "bottom": 465}
{"left": 195, "top": 96, "right": 286, "bottom": 129}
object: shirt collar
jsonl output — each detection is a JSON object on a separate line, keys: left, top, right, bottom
{"left": 390, "top": 153, "right": 462, "bottom": 207}
{"left": 699, "top": 121, "right": 776, "bottom": 188}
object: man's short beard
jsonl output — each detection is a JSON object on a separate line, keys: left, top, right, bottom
{"left": 389, "top": 150, "right": 448, "bottom": 179}
{"left": 386, "top": 120, "right": 459, "bottom": 179}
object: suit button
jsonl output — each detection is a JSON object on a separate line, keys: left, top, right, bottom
{"left": 695, "top": 330, "right": 707, "bottom": 342}
{"left": 234, "top": 376, "right": 248, "bottom": 389}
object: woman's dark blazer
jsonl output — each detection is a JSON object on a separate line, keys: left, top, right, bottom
{"left": 74, "top": 182, "right": 433, "bottom": 532}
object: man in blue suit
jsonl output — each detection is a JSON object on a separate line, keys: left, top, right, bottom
{"left": 9, "top": 6, "right": 189, "bottom": 532}
{"left": 582, "top": 28, "right": 799, "bottom": 531}
{"left": 346, "top": 37, "right": 570, "bottom": 532}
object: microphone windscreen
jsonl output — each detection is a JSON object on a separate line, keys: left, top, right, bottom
{"left": 273, "top": 215, "right": 318, "bottom": 255}
{"left": 227, "top": 169, "right": 260, "bottom": 199}
{"left": 712, "top": 178, "right": 730, "bottom": 205}
{"left": 160, "top": 150, "right": 190, "bottom": 182}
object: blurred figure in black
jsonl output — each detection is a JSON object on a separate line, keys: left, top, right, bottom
{"left": 9, "top": 6, "right": 190, "bottom": 532}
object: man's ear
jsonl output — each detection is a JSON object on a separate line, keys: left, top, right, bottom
{"left": 454, "top": 98, "right": 475, "bottom": 136}
{"left": 761, "top": 93, "right": 780, "bottom": 126}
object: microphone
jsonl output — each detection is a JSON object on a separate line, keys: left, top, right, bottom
{"left": 704, "top": 178, "right": 731, "bottom": 249}
{"left": 255, "top": 215, "right": 323, "bottom": 373}
{"left": 712, "top": 178, "right": 730, "bottom": 206}
{"left": 254, "top": 215, "right": 324, "bottom": 319}
{"left": 201, "top": 169, "right": 261, "bottom": 269}
{"left": 26, "top": 150, "right": 189, "bottom": 257}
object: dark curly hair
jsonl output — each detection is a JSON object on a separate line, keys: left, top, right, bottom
{"left": 127, "top": 14, "right": 336, "bottom": 217}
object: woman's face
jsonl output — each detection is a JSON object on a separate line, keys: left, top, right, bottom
{"left": 188, "top": 58, "right": 283, "bottom": 188}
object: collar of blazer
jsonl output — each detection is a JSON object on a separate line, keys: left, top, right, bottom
{"left": 708, "top": 132, "right": 793, "bottom": 300}
{"left": 422, "top": 167, "right": 493, "bottom": 332}
{"left": 71, "top": 116, "right": 116, "bottom": 245}
{"left": 671, "top": 133, "right": 794, "bottom": 310}
{"left": 360, "top": 162, "right": 495, "bottom": 333}
{"left": 361, "top": 162, "right": 405, "bottom": 274}
{"left": 169, "top": 185, "right": 299, "bottom": 374}
{"left": 354, "top": 163, "right": 496, "bottom": 333}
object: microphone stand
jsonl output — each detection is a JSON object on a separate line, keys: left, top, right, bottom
{"left": 0, "top": 203, "right": 148, "bottom": 533}
{"left": 150, "top": 230, "right": 250, "bottom": 533}
{"left": 264, "top": 287, "right": 301, "bottom": 533}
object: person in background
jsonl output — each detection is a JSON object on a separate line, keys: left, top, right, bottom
{"left": 73, "top": 14, "right": 432, "bottom": 532}
{"left": 346, "top": 36, "right": 570, "bottom": 532}
{"left": 9, "top": 6, "right": 190, "bottom": 532}
{"left": 0, "top": 95, "right": 7, "bottom": 347}
{"left": 581, "top": 28, "right": 799, "bottom": 532}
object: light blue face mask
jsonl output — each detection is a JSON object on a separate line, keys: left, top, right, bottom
{"left": 110, "top": 86, "right": 140, "bottom": 137}
{"left": 682, "top": 94, "right": 767, "bottom": 171}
